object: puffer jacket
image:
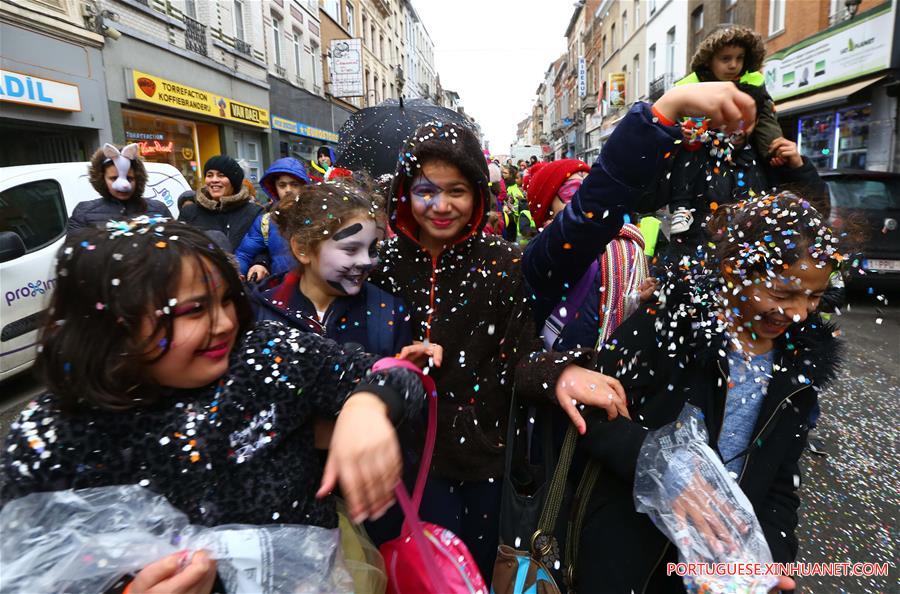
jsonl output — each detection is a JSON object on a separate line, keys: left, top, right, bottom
{"left": 67, "top": 197, "right": 172, "bottom": 233}
{"left": 178, "top": 185, "right": 262, "bottom": 251}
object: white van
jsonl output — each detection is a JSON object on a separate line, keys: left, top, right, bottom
{"left": 0, "top": 162, "right": 189, "bottom": 381}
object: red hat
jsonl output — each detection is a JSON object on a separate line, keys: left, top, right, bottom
{"left": 526, "top": 159, "right": 590, "bottom": 228}
{"left": 521, "top": 162, "right": 546, "bottom": 194}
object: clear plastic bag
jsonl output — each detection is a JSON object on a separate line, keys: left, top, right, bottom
{"left": 634, "top": 405, "right": 779, "bottom": 594}
{"left": 0, "top": 485, "right": 354, "bottom": 594}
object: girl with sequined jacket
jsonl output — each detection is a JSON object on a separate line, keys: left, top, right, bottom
{"left": 1, "top": 220, "right": 430, "bottom": 594}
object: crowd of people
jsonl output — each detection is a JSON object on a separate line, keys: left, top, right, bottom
{"left": 2, "top": 25, "right": 849, "bottom": 594}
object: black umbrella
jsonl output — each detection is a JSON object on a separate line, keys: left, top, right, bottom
{"left": 335, "top": 98, "right": 473, "bottom": 178}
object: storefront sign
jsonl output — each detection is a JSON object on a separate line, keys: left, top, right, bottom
{"left": 578, "top": 57, "right": 587, "bottom": 97}
{"left": 764, "top": 2, "right": 894, "bottom": 102}
{"left": 330, "top": 39, "right": 364, "bottom": 98}
{"left": 0, "top": 69, "right": 81, "bottom": 112}
{"left": 137, "top": 140, "right": 175, "bottom": 156}
{"left": 608, "top": 72, "right": 626, "bottom": 108}
{"left": 271, "top": 115, "right": 339, "bottom": 143}
{"left": 129, "top": 70, "right": 269, "bottom": 128}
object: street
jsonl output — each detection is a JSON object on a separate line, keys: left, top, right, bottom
{"left": 0, "top": 293, "right": 896, "bottom": 593}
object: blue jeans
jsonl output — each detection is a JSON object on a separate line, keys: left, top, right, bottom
{"left": 419, "top": 475, "right": 502, "bottom": 585}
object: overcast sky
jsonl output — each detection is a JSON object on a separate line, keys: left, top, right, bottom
{"left": 414, "top": 1, "right": 573, "bottom": 154}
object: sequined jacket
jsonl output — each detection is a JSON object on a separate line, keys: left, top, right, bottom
{"left": 0, "top": 322, "right": 425, "bottom": 530}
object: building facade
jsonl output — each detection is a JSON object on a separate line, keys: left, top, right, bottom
{"left": 645, "top": 0, "right": 690, "bottom": 103}
{"left": 759, "top": 0, "right": 899, "bottom": 172}
{"left": 96, "top": 0, "right": 272, "bottom": 189}
{"left": 1, "top": 0, "right": 111, "bottom": 165}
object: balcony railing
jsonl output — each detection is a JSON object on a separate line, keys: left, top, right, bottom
{"left": 296, "top": 75, "right": 306, "bottom": 87}
{"left": 234, "top": 38, "right": 251, "bottom": 55}
{"left": 275, "top": 65, "right": 287, "bottom": 78}
{"left": 648, "top": 73, "right": 675, "bottom": 101}
{"left": 184, "top": 15, "right": 208, "bottom": 56}
{"left": 581, "top": 92, "right": 598, "bottom": 114}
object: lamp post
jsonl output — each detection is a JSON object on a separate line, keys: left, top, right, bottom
{"left": 845, "top": 0, "right": 862, "bottom": 19}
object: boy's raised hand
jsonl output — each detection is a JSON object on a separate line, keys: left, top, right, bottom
{"left": 654, "top": 82, "right": 757, "bottom": 134}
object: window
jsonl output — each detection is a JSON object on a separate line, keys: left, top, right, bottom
{"left": 0, "top": 180, "right": 66, "bottom": 253}
{"left": 272, "top": 17, "right": 283, "bottom": 66}
{"left": 309, "top": 40, "right": 321, "bottom": 90}
{"left": 722, "top": 0, "right": 736, "bottom": 24}
{"left": 649, "top": 44, "right": 656, "bottom": 80}
{"left": 601, "top": 34, "right": 606, "bottom": 60}
{"left": 611, "top": 24, "right": 616, "bottom": 50}
{"left": 769, "top": 0, "right": 785, "bottom": 35}
{"left": 633, "top": 54, "right": 640, "bottom": 98}
{"left": 665, "top": 27, "right": 675, "bottom": 74}
{"left": 621, "top": 64, "right": 627, "bottom": 103}
{"left": 692, "top": 6, "right": 703, "bottom": 34}
{"left": 184, "top": 0, "right": 196, "bottom": 19}
{"left": 829, "top": 0, "right": 843, "bottom": 23}
{"left": 634, "top": 1, "right": 640, "bottom": 25}
{"left": 649, "top": 0, "right": 657, "bottom": 14}
{"left": 380, "top": 34, "right": 385, "bottom": 61}
{"left": 622, "top": 11, "right": 628, "bottom": 40}
{"left": 293, "top": 31, "right": 302, "bottom": 80}
{"left": 233, "top": 0, "right": 245, "bottom": 41}
{"left": 346, "top": 2, "right": 355, "bottom": 35}
{"left": 323, "top": 0, "right": 339, "bottom": 21}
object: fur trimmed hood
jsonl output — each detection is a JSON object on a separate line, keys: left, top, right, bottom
{"left": 691, "top": 25, "right": 767, "bottom": 80}
{"left": 195, "top": 185, "right": 253, "bottom": 213}
{"left": 88, "top": 146, "right": 148, "bottom": 204}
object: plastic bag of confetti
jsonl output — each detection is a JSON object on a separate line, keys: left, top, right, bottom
{"left": 0, "top": 485, "right": 354, "bottom": 594}
{"left": 633, "top": 405, "right": 779, "bottom": 594}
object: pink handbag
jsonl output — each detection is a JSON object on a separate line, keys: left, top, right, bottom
{"left": 372, "top": 359, "right": 487, "bottom": 594}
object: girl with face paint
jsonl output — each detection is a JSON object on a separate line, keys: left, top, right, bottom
{"left": 251, "top": 176, "right": 414, "bottom": 358}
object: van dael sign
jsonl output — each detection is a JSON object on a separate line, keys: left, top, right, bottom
{"left": 763, "top": 3, "right": 894, "bottom": 102}
{"left": 0, "top": 70, "right": 81, "bottom": 112}
{"left": 129, "top": 70, "right": 269, "bottom": 128}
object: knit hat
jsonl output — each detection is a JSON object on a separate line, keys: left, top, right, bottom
{"left": 526, "top": 159, "right": 590, "bottom": 228}
{"left": 203, "top": 155, "right": 244, "bottom": 192}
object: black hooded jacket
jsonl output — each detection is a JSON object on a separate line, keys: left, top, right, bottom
{"left": 367, "top": 125, "right": 556, "bottom": 482}
{"left": 518, "top": 277, "right": 842, "bottom": 593}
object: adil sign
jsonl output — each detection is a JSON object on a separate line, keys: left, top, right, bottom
{"left": 0, "top": 69, "right": 81, "bottom": 112}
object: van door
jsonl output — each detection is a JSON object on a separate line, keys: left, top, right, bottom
{"left": 0, "top": 179, "right": 68, "bottom": 378}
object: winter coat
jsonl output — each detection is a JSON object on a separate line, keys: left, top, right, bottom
{"left": 67, "top": 197, "right": 172, "bottom": 233}
{"left": 235, "top": 213, "right": 295, "bottom": 276}
{"left": 668, "top": 143, "right": 828, "bottom": 248}
{"left": 177, "top": 185, "right": 262, "bottom": 251}
{"left": 523, "top": 102, "right": 681, "bottom": 329}
{"left": 0, "top": 321, "right": 426, "bottom": 530}
{"left": 251, "top": 271, "right": 413, "bottom": 357}
{"left": 367, "top": 169, "right": 551, "bottom": 482}
{"left": 517, "top": 278, "right": 841, "bottom": 593}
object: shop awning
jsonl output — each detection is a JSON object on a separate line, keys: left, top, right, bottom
{"left": 775, "top": 76, "right": 885, "bottom": 116}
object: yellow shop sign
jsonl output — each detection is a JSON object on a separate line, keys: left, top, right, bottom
{"left": 130, "top": 70, "right": 269, "bottom": 129}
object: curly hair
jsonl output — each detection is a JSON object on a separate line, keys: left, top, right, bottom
{"left": 88, "top": 145, "right": 148, "bottom": 204}
{"left": 271, "top": 174, "right": 386, "bottom": 262}
{"left": 691, "top": 25, "right": 766, "bottom": 80}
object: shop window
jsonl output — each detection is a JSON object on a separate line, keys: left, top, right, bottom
{"left": 123, "top": 109, "right": 201, "bottom": 190}
{"left": 798, "top": 105, "right": 871, "bottom": 170}
{"left": 828, "top": 178, "right": 900, "bottom": 210}
{"left": 0, "top": 179, "right": 66, "bottom": 253}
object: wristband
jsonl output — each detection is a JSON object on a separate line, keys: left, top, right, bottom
{"left": 651, "top": 105, "right": 677, "bottom": 127}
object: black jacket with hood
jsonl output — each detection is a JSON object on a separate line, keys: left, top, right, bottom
{"left": 367, "top": 125, "right": 554, "bottom": 482}
{"left": 178, "top": 185, "right": 262, "bottom": 251}
{"left": 518, "top": 277, "right": 842, "bottom": 593}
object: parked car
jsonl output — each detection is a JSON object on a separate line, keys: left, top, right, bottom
{"left": 821, "top": 169, "right": 900, "bottom": 290}
{"left": 0, "top": 162, "right": 189, "bottom": 381}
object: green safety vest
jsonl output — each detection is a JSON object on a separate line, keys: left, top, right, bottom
{"left": 676, "top": 70, "right": 765, "bottom": 87}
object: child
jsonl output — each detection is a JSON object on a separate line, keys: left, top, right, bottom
{"left": 676, "top": 25, "right": 783, "bottom": 160}
{"left": 235, "top": 157, "right": 310, "bottom": 281}
{"left": 1, "top": 218, "right": 429, "bottom": 591}
{"left": 568, "top": 192, "right": 835, "bottom": 593}
{"left": 308, "top": 146, "right": 337, "bottom": 183}
{"left": 251, "top": 176, "right": 412, "bottom": 357}
{"left": 178, "top": 155, "right": 262, "bottom": 251}
{"left": 68, "top": 143, "right": 172, "bottom": 232}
